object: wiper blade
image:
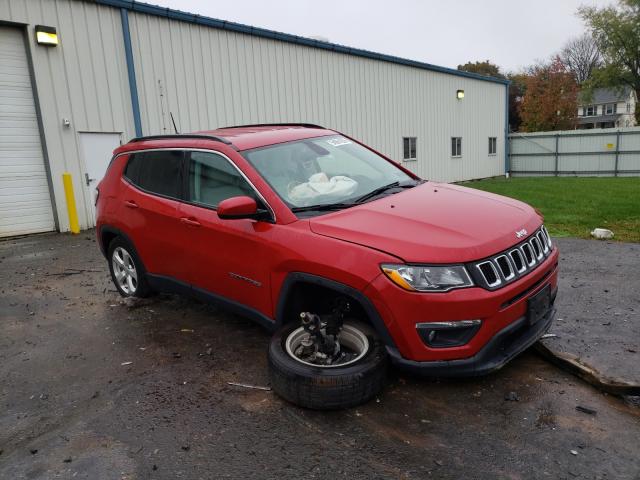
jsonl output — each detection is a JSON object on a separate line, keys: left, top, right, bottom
{"left": 291, "top": 202, "right": 356, "bottom": 213}
{"left": 355, "top": 180, "right": 422, "bottom": 204}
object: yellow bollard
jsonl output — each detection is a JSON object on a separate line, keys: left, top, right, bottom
{"left": 62, "top": 172, "right": 80, "bottom": 234}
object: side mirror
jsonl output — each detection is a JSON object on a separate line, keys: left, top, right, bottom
{"left": 217, "top": 196, "right": 259, "bottom": 220}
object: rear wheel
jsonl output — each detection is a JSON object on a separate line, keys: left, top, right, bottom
{"left": 107, "top": 237, "right": 152, "bottom": 298}
{"left": 268, "top": 320, "right": 388, "bottom": 410}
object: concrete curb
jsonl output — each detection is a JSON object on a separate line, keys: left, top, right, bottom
{"left": 534, "top": 341, "right": 640, "bottom": 397}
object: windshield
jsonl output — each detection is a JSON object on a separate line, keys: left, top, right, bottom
{"left": 242, "top": 135, "right": 414, "bottom": 210}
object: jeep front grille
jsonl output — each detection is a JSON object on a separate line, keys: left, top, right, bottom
{"left": 469, "top": 226, "right": 554, "bottom": 290}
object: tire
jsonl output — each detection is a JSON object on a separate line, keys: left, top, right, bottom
{"left": 107, "top": 237, "right": 152, "bottom": 298}
{"left": 268, "top": 320, "right": 388, "bottom": 410}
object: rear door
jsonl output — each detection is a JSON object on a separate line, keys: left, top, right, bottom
{"left": 121, "top": 149, "right": 187, "bottom": 280}
{"left": 177, "top": 150, "right": 276, "bottom": 318}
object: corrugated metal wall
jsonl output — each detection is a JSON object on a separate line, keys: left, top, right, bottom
{"left": 1, "top": 0, "right": 506, "bottom": 233}
{"left": 0, "top": 0, "right": 135, "bottom": 232}
{"left": 128, "top": 13, "right": 506, "bottom": 184}
{"left": 509, "top": 127, "right": 640, "bottom": 176}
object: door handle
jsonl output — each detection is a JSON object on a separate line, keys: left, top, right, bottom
{"left": 85, "top": 173, "right": 95, "bottom": 186}
{"left": 180, "top": 217, "right": 201, "bottom": 227}
{"left": 124, "top": 200, "right": 138, "bottom": 209}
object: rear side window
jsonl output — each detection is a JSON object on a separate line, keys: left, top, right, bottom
{"left": 124, "top": 150, "right": 184, "bottom": 199}
{"left": 188, "top": 151, "right": 256, "bottom": 208}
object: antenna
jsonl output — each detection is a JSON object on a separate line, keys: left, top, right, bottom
{"left": 170, "top": 112, "right": 179, "bottom": 134}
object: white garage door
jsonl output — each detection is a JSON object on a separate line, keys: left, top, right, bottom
{"left": 0, "top": 27, "right": 55, "bottom": 237}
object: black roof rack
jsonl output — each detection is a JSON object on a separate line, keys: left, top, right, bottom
{"left": 217, "top": 123, "right": 326, "bottom": 130}
{"left": 129, "top": 134, "right": 232, "bottom": 145}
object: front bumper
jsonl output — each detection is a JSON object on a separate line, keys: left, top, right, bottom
{"left": 387, "top": 296, "right": 556, "bottom": 377}
{"left": 362, "top": 247, "right": 559, "bottom": 374}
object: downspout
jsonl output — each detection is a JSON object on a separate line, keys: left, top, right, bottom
{"left": 504, "top": 82, "right": 510, "bottom": 177}
{"left": 120, "top": 8, "right": 143, "bottom": 137}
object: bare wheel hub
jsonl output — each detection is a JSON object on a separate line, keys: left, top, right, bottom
{"left": 285, "top": 320, "right": 369, "bottom": 368}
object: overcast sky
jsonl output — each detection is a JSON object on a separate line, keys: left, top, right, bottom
{"left": 148, "top": 0, "right": 612, "bottom": 73}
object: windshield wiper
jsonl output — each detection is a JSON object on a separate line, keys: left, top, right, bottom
{"left": 355, "top": 180, "right": 421, "bottom": 204}
{"left": 291, "top": 202, "right": 356, "bottom": 213}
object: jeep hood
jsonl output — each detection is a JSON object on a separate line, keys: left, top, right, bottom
{"left": 308, "top": 182, "right": 542, "bottom": 263}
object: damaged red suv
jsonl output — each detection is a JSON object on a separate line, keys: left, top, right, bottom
{"left": 96, "top": 124, "right": 558, "bottom": 409}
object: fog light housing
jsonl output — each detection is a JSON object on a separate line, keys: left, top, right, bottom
{"left": 417, "top": 320, "right": 481, "bottom": 348}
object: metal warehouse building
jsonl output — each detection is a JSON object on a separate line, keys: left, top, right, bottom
{"left": 0, "top": 0, "right": 509, "bottom": 237}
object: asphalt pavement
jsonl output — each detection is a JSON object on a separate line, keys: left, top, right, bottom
{"left": 1, "top": 232, "right": 639, "bottom": 479}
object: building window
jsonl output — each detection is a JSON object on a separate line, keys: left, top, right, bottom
{"left": 488, "top": 137, "right": 497, "bottom": 155}
{"left": 451, "top": 137, "right": 462, "bottom": 157}
{"left": 605, "top": 104, "right": 616, "bottom": 115}
{"left": 586, "top": 105, "right": 595, "bottom": 116}
{"left": 627, "top": 102, "right": 631, "bottom": 113}
{"left": 403, "top": 137, "right": 417, "bottom": 161}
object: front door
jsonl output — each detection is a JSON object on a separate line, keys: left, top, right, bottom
{"left": 177, "top": 150, "right": 275, "bottom": 318}
{"left": 79, "top": 132, "right": 122, "bottom": 226}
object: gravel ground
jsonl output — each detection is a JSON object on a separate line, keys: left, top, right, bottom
{"left": 1, "top": 232, "right": 639, "bottom": 479}
{"left": 542, "top": 238, "right": 640, "bottom": 386}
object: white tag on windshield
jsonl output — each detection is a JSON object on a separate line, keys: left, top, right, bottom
{"left": 326, "top": 138, "right": 352, "bottom": 147}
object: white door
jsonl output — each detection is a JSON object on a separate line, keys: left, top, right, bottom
{"left": 0, "top": 27, "right": 55, "bottom": 237}
{"left": 78, "top": 132, "right": 122, "bottom": 226}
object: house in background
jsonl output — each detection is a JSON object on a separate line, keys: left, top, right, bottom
{"left": 577, "top": 87, "right": 637, "bottom": 129}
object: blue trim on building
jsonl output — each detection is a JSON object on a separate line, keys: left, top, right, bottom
{"left": 99, "top": 0, "right": 508, "bottom": 86}
{"left": 120, "top": 8, "right": 143, "bottom": 137}
{"left": 504, "top": 83, "right": 510, "bottom": 174}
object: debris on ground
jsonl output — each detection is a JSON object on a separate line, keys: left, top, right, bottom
{"left": 227, "top": 382, "right": 271, "bottom": 391}
{"left": 504, "top": 391, "right": 520, "bottom": 402}
{"left": 121, "top": 361, "right": 133, "bottom": 366}
{"left": 570, "top": 449, "right": 578, "bottom": 456}
{"left": 180, "top": 329, "right": 194, "bottom": 333}
{"left": 541, "top": 333, "right": 558, "bottom": 339}
{"left": 590, "top": 228, "right": 614, "bottom": 240}
{"left": 576, "top": 405, "right": 597, "bottom": 415}
{"left": 63, "top": 457, "right": 72, "bottom": 463}
{"left": 172, "top": 353, "right": 181, "bottom": 359}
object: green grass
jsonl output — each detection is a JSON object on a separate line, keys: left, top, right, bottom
{"left": 459, "top": 177, "right": 640, "bottom": 243}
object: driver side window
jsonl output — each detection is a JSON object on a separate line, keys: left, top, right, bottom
{"left": 188, "top": 151, "right": 256, "bottom": 208}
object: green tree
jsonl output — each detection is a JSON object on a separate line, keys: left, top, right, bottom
{"left": 579, "top": 0, "right": 640, "bottom": 123}
{"left": 457, "top": 60, "right": 505, "bottom": 79}
{"left": 507, "top": 72, "right": 527, "bottom": 132}
{"left": 518, "top": 58, "right": 578, "bottom": 132}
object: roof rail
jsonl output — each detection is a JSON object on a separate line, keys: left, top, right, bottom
{"left": 129, "top": 134, "right": 232, "bottom": 145}
{"left": 217, "top": 123, "right": 326, "bottom": 130}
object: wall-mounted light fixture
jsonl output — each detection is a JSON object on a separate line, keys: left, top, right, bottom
{"left": 456, "top": 89, "right": 465, "bottom": 100}
{"left": 35, "top": 25, "right": 59, "bottom": 46}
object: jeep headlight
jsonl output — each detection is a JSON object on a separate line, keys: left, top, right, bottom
{"left": 381, "top": 264, "right": 473, "bottom": 292}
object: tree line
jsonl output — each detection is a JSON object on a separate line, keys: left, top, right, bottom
{"left": 457, "top": 0, "right": 640, "bottom": 132}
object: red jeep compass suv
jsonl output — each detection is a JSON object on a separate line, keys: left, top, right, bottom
{"left": 96, "top": 124, "right": 558, "bottom": 409}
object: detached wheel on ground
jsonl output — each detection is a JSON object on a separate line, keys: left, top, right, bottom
{"left": 107, "top": 237, "right": 152, "bottom": 298}
{"left": 268, "top": 320, "right": 388, "bottom": 410}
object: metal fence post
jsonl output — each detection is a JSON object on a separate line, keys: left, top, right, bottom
{"left": 614, "top": 130, "right": 621, "bottom": 177}
{"left": 554, "top": 134, "right": 559, "bottom": 176}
